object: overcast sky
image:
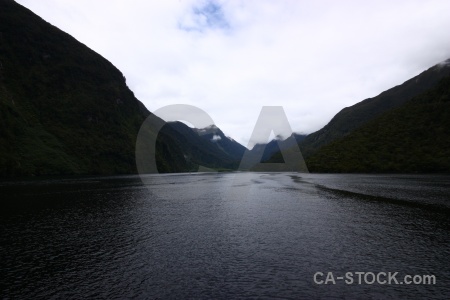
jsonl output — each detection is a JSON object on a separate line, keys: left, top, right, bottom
{"left": 16, "top": 0, "right": 450, "bottom": 148}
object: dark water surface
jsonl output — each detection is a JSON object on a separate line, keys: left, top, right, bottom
{"left": 1, "top": 173, "right": 449, "bottom": 299}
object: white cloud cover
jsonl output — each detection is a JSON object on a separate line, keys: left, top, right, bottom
{"left": 211, "top": 134, "right": 222, "bottom": 142}
{"left": 16, "top": 0, "right": 450, "bottom": 148}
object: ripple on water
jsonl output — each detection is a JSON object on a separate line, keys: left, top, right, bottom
{"left": 1, "top": 173, "right": 449, "bottom": 299}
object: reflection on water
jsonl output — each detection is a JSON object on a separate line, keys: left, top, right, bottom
{"left": 1, "top": 173, "right": 449, "bottom": 299}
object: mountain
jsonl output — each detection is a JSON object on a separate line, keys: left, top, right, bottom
{"left": 159, "top": 122, "right": 244, "bottom": 171}
{"left": 4, "top": 0, "right": 448, "bottom": 176}
{"left": 300, "top": 61, "right": 450, "bottom": 158}
{"left": 263, "top": 134, "right": 306, "bottom": 163}
{"left": 306, "top": 73, "right": 450, "bottom": 173}
{"left": 237, "top": 133, "right": 307, "bottom": 171}
{"left": 192, "top": 124, "right": 247, "bottom": 161}
{"left": 252, "top": 133, "right": 306, "bottom": 163}
{"left": 0, "top": 0, "right": 191, "bottom": 176}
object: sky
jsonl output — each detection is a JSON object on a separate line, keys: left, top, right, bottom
{"left": 16, "top": 0, "right": 450, "bottom": 148}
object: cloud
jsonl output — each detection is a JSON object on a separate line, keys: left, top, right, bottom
{"left": 438, "top": 58, "right": 450, "bottom": 67}
{"left": 179, "top": 0, "right": 230, "bottom": 32}
{"left": 211, "top": 134, "right": 222, "bottom": 142}
{"left": 16, "top": 0, "right": 450, "bottom": 147}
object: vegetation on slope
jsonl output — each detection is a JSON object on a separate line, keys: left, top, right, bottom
{"left": 300, "top": 62, "right": 450, "bottom": 158}
{"left": 306, "top": 75, "right": 450, "bottom": 173}
{"left": 0, "top": 0, "right": 186, "bottom": 176}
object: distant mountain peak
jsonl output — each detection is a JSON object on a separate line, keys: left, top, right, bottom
{"left": 198, "top": 124, "right": 218, "bottom": 130}
{"left": 437, "top": 58, "right": 450, "bottom": 68}
{"left": 194, "top": 124, "right": 221, "bottom": 135}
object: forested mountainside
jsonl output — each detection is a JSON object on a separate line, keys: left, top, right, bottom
{"left": 300, "top": 60, "right": 450, "bottom": 158}
{"left": 306, "top": 74, "right": 450, "bottom": 173}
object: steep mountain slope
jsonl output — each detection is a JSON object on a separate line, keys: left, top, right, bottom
{"left": 306, "top": 74, "right": 450, "bottom": 173}
{"left": 253, "top": 133, "right": 306, "bottom": 163}
{"left": 159, "top": 122, "right": 243, "bottom": 171}
{"left": 0, "top": 0, "right": 189, "bottom": 176}
{"left": 263, "top": 134, "right": 307, "bottom": 163}
{"left": 300, "top": 61, "right": 450, "bottom": 158}
{"left": 193, "top": 125, "right": 247, "bottom": 161}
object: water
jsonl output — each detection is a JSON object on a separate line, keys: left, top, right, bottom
{"left": 1, "top": 173, "right": 449, "bottom": 299}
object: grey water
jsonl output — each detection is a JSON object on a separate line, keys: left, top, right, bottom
{"left": 1, "top": 173, "right": 449, "bottom": 299}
